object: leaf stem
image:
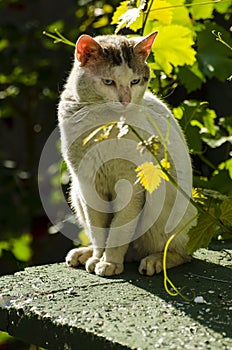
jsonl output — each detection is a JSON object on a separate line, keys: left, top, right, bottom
{"left": 147, "top": 0, "right": 226, "bottom": 13}
{"left": 43, "top": 30, "right": 75, "bottom": 47}
{"left": 212, "top": 30, "right": 232, "bottom": 51}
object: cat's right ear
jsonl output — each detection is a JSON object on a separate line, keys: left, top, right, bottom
{"left": 134, "top": 31, "right": 158, "bottom": 61}
{"left": 75, "top": 35, "right": 101, "bottom": 66}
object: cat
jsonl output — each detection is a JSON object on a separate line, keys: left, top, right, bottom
{"left": 58, "top": 32, "right": 197, "bottom": 277}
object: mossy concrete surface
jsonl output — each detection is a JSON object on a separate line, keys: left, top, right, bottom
{"left": 0, "top": 242, "right": 232, "bottom": 350}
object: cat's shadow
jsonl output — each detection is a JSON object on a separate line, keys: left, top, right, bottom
{"left": 110, "top": 242, "right": 232, "bottom": 339}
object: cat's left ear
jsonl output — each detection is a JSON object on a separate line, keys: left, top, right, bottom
{"left": 75, "top": 35, "right": 102, "bottom": 66}
{"left": 134, "top": 31, "right": 158, "bottom": 60}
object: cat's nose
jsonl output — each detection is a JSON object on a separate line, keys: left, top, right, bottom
{"left": 121, "top": 100, "right": 130, "bottom": 106}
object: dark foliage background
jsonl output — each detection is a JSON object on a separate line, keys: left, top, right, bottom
{"left": 0, "top": 0, "right": 231, "bottom": 348}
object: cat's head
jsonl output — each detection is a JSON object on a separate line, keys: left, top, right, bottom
{"left": 73, "top": 32, "right": 158, "bottom": 105}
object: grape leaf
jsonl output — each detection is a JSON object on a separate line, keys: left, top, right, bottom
{"left": 111, "top": 1, "right": 128, "bottom": 25}
{"left": 220, "top": 196, "right": 232, "bottom": 227}
{"left": 151, "top": 24, "right": 196, "bottom": 74}
{"left": 148, "top": 0, "right": 173, "bottom": 25}
{"left": 214, "top": 0, "right": 232, "bottom": 14}
{"left": 167, "top": 0, "right": 192, "bottom": 27}
{"left": 111, "top": 1, "right": 143, "bottom": 33}
{"left": 187, "top": 213, "right": 217, "bottom": 254}
{"left": 177, "top": 62, "right": 206, "bottom": 93}
{"left": 190, "top": 0, "right": 214, "bottom": 20}
{"left": 135, "top": 161, "right": 169, "bottom": 194}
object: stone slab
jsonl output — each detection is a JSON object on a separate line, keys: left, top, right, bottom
{"left": 0, "top": 242, "right": 232, "bottom": 350}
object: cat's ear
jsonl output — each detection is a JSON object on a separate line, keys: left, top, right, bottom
{"left": 75, "top": 35, "right": 102, "bottom": 65}
{"left": 134, "top": 31, "right": 158, "bottom": 60}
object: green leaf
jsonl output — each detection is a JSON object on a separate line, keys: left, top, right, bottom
{"left": 187, "top": 213, "right": 217, "bottom": 254}
{"left": 190, "top": 0, "right": 214, "bottom": 20}
{"left": 202, "top": 108, "right": 217, "bottom": 136}
{"left": 220, "top": 196, "right": 232, "bottom": 227}
{"left": 46, "top": 20, "right": 64, "bottom": 33}
{"left": 185, "top": 125, "right": 202, "bottom": 153}
{"left": 214, "top": 0, "right": 232, "bottom": 14}
{"left": 219, "top": 116, "right": 232, "bottom": 135}
{"left": 11, "top": 233, "right": 32, "bottom": 262}
{"left": 0, "top": 38, "right": 9, "bottom": 51}
{"left": 151, "top": 24, "right": 196, "bottom": 74}
{"left": 218, "top": 158, "right": 232, "bottom": 179}
{"left": 177, "top": 62, "right": 206, "bottom": 93}
{"left": 202, "top": 135, "right": 232, "bottom": 148}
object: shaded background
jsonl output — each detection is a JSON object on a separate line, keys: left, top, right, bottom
{"left": 0, "top": 0, "right": 231, "bottom": 348}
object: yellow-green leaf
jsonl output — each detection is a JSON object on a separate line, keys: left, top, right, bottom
{"left": 136, "top": 162, "right": 162, "bottom": 193}
{"left": 78, "top": 230, "right": 90, "bottom": 246}
{"left": 190, "top": 0, "right": 214, "bottom": 20}
{"left": 111, "top": 1, "right": 128, "bottom": 24}
{"left": 149, "top": 0, "right": 173, "bottom": 25}
{"left": 111, "top": 1, "right": 143, "bottom": 33}
{"left": 167, "top": 0, "right": 192, "bottom": 27}
{"left": 151, "top": 24, "right": 196, "bottom": 74}
{"left": 135, "top": 161, "right": 169, "bottom": 194}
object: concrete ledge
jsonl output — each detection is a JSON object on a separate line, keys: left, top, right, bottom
{"left": 0, "top": 242, "right": 232, "bottom": 350}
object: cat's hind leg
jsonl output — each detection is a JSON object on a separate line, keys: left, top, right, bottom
{"left": 66, "top": 246, "right": 93, "bottom": 267}
{"left": 139, "top": 252, "right": 191, "bottom": 276}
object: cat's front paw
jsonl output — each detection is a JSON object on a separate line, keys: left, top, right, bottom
{"left": 85, "top": 257, "right": 100, "bottom": 273}
{"left": 95, "top": 261, "right": 124, "bottom": 276}
{"left": 139, "top": 254, "right": 163, "bottom": 276}
{"left": 66, "top": 247, "right": 93, "bottom": 267}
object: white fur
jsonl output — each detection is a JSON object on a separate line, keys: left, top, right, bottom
{"left": 58, "top": 37, "right": 197, "bottom": 277}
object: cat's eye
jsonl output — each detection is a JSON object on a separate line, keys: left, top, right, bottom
{"left": 102, "top": 79, "right": 115, "bottom": 86}
{"left": 131, "top": 79, "right": 140, "bottom": 85}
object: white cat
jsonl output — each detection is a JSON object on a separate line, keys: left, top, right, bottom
{"left": 58, "top": 32, "right": 197, "bottom": 276}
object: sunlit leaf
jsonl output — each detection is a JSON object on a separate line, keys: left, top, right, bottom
{"left": 151, "top": 24, "right": 196, "bottom": 74}
{"left": 202, "top": 108, "right": 217, "bottom": 136}
{"left": 11, "top": 233, "right": 32, "bottom": 262}
{"left": 93, "top": 15, "right": 109, "bottom": 29}
{"left": 78, "top": 229, "right": 90, "bottom": 246}
{"left": 202, "top": 135, "right": 232, "bottom": 148}
{"left": 214, "top": 0, "right": 232, "bottom": 14}
{"left": 192, "top": 188, "right": 207, "bottom": 205}
{"left": 135, "top": 161, "right": 169, "bottom": 194}
{"left": 111, "top": 0, "right": 128, "bottom": 24}
{"left": 218, "top": 159, "right": 232, "bottom": 180}
{"left": 149, "top": 0, "right": 173, "bottom": 25}
{"left": 167, "top": 0, "right": 191, "bottom": 27}
{"left": 111, "top": 1, "right": 143, "bottom": 33}
{"left": 190, "top": 0, "right": 214, "bottom": 20}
